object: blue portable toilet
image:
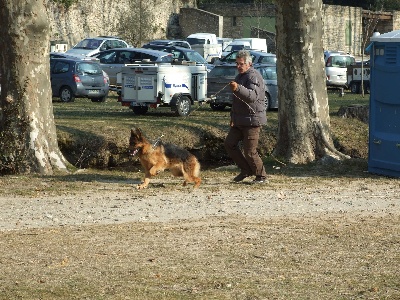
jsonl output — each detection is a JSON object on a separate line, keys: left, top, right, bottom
{"left": 368, "top": 30, "right": 400, "bottom": 177}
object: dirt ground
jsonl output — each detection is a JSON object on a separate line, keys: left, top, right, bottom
{"left": 0, "top": 167, "right": 399, "bottom": 299}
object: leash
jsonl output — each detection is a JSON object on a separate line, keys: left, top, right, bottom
{"left": 152, "top": 134, "right": 164, "bottom": 148}
{"left": 213, "top": 82, "right": 256, "bottom": 114}
{"left": 188, "top": 82, "right": 257, "bottom": 116}
{"left": 130, "top": 134, "right": 165, "bottom": 159}
{"left": 185, "top": 83, "right": 230, "bottom": 117}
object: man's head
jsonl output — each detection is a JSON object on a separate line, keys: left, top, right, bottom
{"left": 235, "top": 50, "right": 252, "bottom": 74}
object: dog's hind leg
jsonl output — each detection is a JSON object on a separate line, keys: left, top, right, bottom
{"left": 187, "top": 158, "right": 201, "bottom": 188}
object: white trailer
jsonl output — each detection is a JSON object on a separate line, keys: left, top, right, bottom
{"left": 120, "top": 62, "right": 208, "bottom": 116}
{"left": 347, "top": 62, "right": 370, "bottom": 94}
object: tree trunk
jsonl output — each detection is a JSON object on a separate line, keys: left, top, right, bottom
{"left": 273, "top": 0, "right": 348, "bottom": 164}
{"left": 0, "top": 0, "right": 68, "bottom": 174}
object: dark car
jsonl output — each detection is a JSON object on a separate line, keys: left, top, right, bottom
{"left": 207, "top": 63, "right": 278, "bottom": 111}
{"left": 91, "top": 48, "right": 173, "bottom": 86}
{"left": 141, "top": 44, "right": 214, "bottom": 72}
{"left": 50, "top": 57, "right": 109, "bottom": 102}
{"left": 144, "top": 39, "right": 191, "bottom": 49}
{"left": 214, "top": 50, "right": 277, "bottom": 66}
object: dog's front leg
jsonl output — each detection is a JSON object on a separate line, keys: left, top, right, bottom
{"left": 137, "top": 170, "right": 151, "bottom": 189}
{"left": 137, "top": 177, "right": 150, "bottom": 189}
{"left": 149, "top": 165, "right": 163, "bottom": 176}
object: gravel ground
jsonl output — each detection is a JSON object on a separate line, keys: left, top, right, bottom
{"left": 1, "top": 169, "right": 399, "bottom": 300}
{"left": 1, "top": 171, "right": 399, "bottom": 231}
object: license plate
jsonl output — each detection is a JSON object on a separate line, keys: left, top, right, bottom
{"left": 89, "top": 89, "right": 100, "bottom": 94}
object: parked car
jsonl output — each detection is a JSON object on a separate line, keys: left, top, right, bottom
{"left": 49, "top": 52, "right": 110, "bottom": 84}
{"left": 324, "top": 50, "right": 355, "bottom": 87}
{"left": 214, "top": 50, "right": 276, "bottom": 66}
{"left": 207, "top": 63, "right": 278, "bottom": 111}
{"left": 66, "top": 36, "right": 130, "bottom": 57}
{"left": 50, "top": 57, "right": 109, "bottom": 102}
{"left": 141, "top": 44, "right": 214, "bottom": 72}
{"left": 144, "top": 39, "right": 191, "bottom": 49}
{"left": 91, "top": 48, "right": 174, "bottom": 86}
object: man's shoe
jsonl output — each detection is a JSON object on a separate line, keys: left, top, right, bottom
{"left": 251, "top": 176, "right": 267, "bottom": 184}
{"left": 233, "top": 173, "right": 250, "bottom": 182}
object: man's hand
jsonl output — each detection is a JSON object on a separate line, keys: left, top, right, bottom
{"left": 229, "top": 81, "right": 238, "bottom": 92}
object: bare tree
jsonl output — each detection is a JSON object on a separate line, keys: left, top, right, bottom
{"left": 360, "top": 9, "right": 379, "bottom": 96}
{"left": 273, "top": 0, "right": 349, "bottom": 164}
{"left": 0, "top": 0, "right": 69, "bottom": 175}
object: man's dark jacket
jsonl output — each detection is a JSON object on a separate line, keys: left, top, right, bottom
{"left": 231, "top": 67, "right": 267, "bottom": 127}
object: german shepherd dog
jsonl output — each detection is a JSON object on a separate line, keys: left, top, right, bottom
{"left": 129, "top": 128, "right": 201, "bottom": 189}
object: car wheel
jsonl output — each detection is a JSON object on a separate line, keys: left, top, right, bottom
{"left": 175, "top": 96, "right": 191, "bottom": 117}
{"left": 350, "top": 82, "right": 359, "bottom": 94}
{"left": 132, "top": 106, "right": 148, "bottom": 115}
{"left": 264, "top": 93, "right": 271, "bottom": 111}
{"left": 210, "top": 103, "right": 226, "bottom": 111}
{"left": 59, "top": 86, "right": 74, "bottom": 102}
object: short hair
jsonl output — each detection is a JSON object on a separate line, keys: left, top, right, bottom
{"left": 236, "top": 50, "right": 252, "bottom": 64}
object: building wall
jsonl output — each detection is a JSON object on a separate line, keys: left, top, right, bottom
{"left": 196, "top": 3, "right": 275, "bottom": 39}
{"left": 393, "top": 11, "right": 400, "bottom": 32}
{"left": 179, "top": 8, "right": 222, "bottom": 38}
{"left": 184, "top": 3, "right": 377, "bottom": 55}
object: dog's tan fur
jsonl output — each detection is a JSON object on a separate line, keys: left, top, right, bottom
{"left": 129, "top": 128, "right": 201, "bottom": 189}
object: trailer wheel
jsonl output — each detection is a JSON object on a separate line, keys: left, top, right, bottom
{"left": 175, "top": 96, "right": 191, "bottom": 117}
{"left": 132, "top": 106, "right": 148, "bottom": 115}
{"left": 350, "top": 82, "right": 359, "bottom": 94}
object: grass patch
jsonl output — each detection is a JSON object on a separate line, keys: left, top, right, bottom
{"left": 52, "top": 91, "right": 369, "bottom": 170}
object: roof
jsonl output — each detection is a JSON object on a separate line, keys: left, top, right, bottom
{"left": 370, "top": 30, "right": 400, "bottom": 42}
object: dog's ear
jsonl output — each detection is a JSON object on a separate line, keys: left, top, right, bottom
{"left": 135, "top": 128, "right": 143, "bottom": 138}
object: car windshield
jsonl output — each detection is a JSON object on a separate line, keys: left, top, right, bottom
{"left": 326, "top": 55, "right": 355, "bottom": 68}
{"left": 224, "top": 45, "right": 248, "bottom": 52}
{"left": 208, "top": 66, "right": 238, "bottom": 77}
{"left": 187, "top": 38, "right": 206, "bottom": 45}
{"left": 185, "top": 51, "right": 207, "bottom": 63}
{"left": 257, "top": 66, "right": 277, "bottom": 80}
{"left": 259, "top": 55, "right": 277, "bottom": 64}
{"left": 74, "top": 39, "right": 102, "bottom": 50}
{"left": 76, "top": 62, "right": 103, "bottom": 75}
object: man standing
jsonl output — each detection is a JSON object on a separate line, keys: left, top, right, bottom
{"left": 224, "top": 50, "right": 267, "bottom": 184}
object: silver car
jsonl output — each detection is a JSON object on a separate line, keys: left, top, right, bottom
{"left": 214, "top": 50, "right": 276, "bottom": 66}
{"left": 66, "top": 36, "right": 130, "bottom": 57}
{"left": 91, "top": 48, "right": 174, "bottom": 86}
{"left": 207, "top": 63, "right": 278, "bottom": 111}
{"left": 50, "top": 57, "right": 109, "bottom": 102}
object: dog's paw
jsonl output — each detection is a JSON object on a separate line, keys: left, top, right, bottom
{"left": 137, "top": 183, "right": 148, "bottom": 189}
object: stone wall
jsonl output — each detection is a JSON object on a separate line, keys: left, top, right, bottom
{"left": 46, "top": 1, "right": 399, "bottom": 54}
{"left": 393, "top": 11, "right": 400, "bottom": 33}
{"left": 45, "top": 0, "right": 196, "bottom": 48}
{"left": 321, "top": 5, "right": 363, "bottom": 54}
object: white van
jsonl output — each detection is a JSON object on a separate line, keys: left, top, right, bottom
{"left": 186, "top": 33, "right": 222, "bottom": 62}
{"left": 324, "top": 51, "right": 355, "bottom": 87}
